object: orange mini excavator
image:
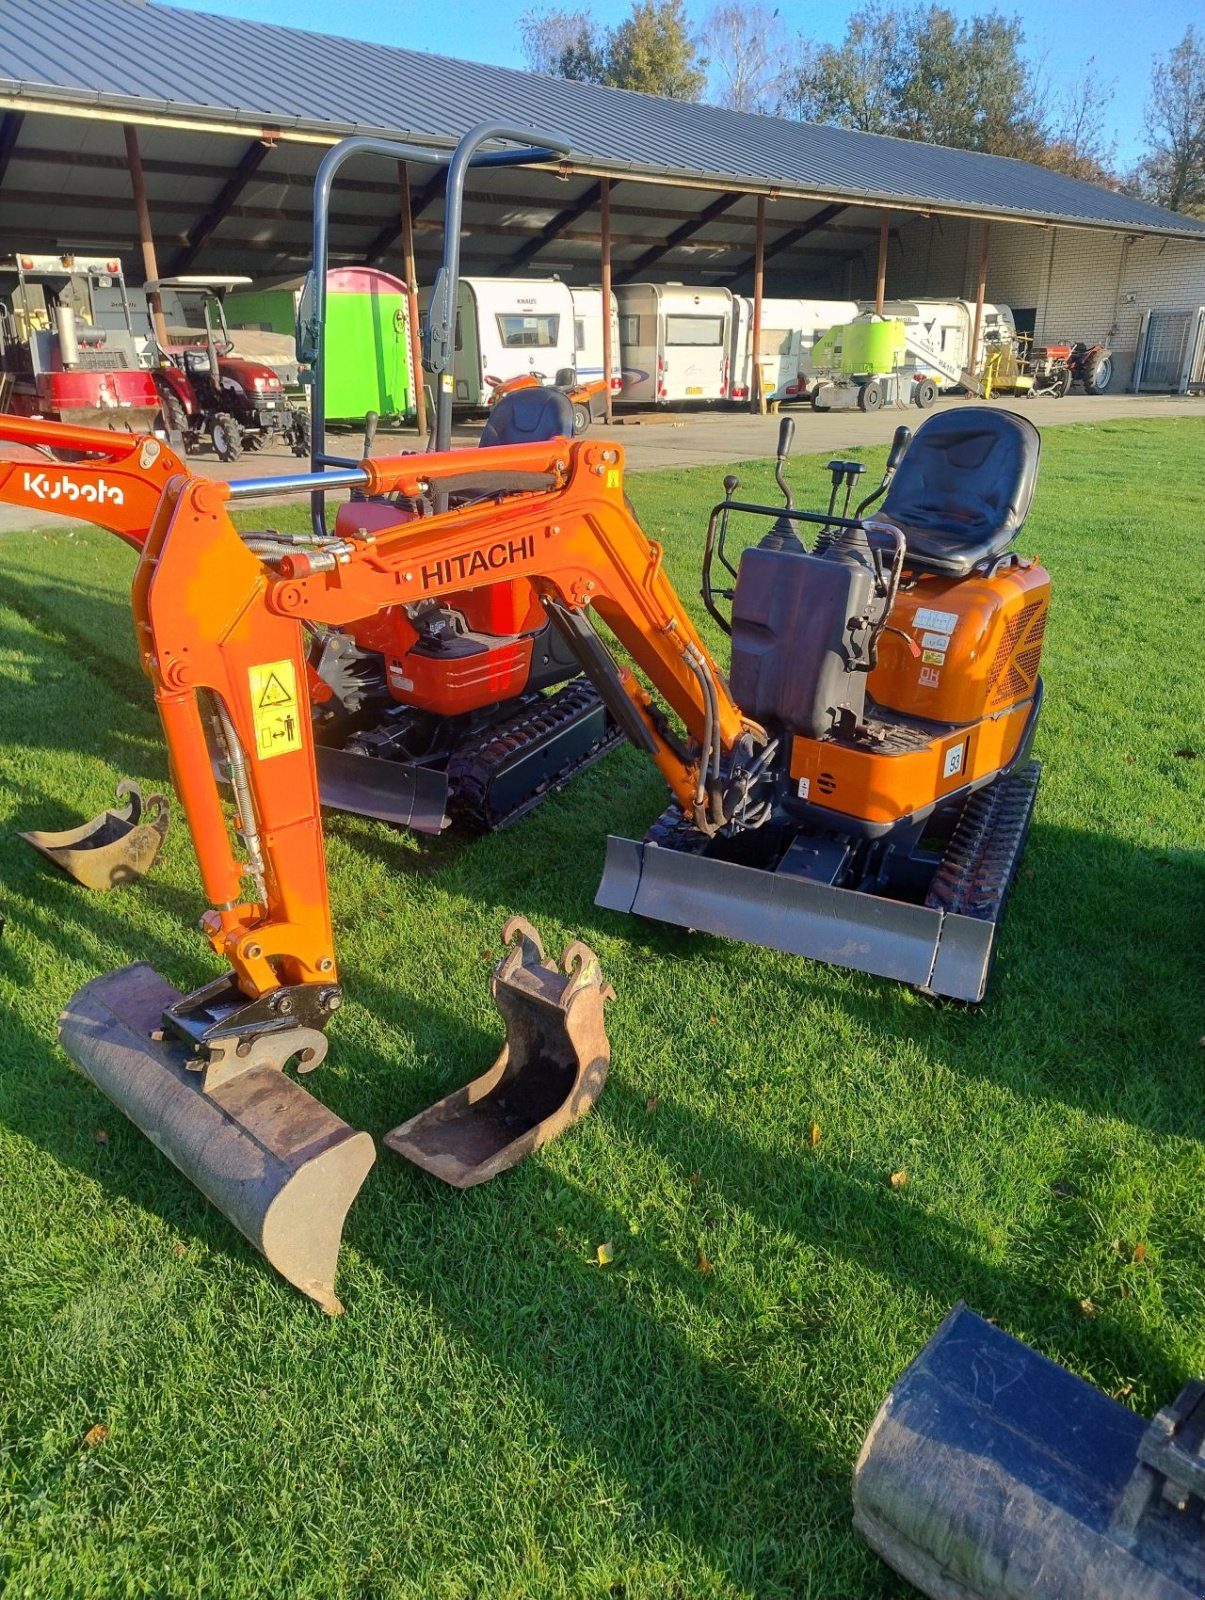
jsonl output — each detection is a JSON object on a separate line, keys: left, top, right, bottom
{"left": 0, "top": 128, "right": 1049, "bottom": 1309}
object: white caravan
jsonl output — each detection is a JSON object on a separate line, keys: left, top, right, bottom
{"left": 570, "top": 287, "right": 622, "bottom": 396}
{"left": 615, "top": 284, "right": 733, "bottom": 403}
{"left": 728, "top": 297, "right": 860, "bottom": 403}
{"left": 423, "top": 277, "right": 577, "bottom": 408}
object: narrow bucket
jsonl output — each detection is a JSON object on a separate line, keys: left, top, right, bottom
{"left": 853, "top": 1303, "right": 1205, "bottom": 1599}
{"left": 20, "top": 781, "right": 170, "bottom": 890}
{"left": 385, "top": 917, "right": 613, "bottom": 1186}
{"left": 59, "top": 962, "right": 375, "bottom": 1312}
{"left": 315, "top": 744, "right": 450, "bottom": 834}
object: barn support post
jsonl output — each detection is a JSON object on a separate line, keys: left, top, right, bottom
{"left": 601, "top": 177, "right": 614, "bottom": 423}
{"left": 970, "top": 221, "right": 991, "bottom": 378}
{"left": 874, "top": 208, "right": 890, "bottom": 315}
{"left": 751, "top": 194, "right": 766, "bottom": 414}
{"left": 397, "top": 161, "right": 427, "bottom": 433}
{"left": 124, "top": 124, "right": 169, "bottom": 350}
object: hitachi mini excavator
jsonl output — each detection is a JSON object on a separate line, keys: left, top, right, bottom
{"left": 0, "top": 124, "right": 1048, "bottom": 1316}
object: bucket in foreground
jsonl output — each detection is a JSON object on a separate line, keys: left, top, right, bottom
{"left": 385, "top": 917, "right": 613, "bottom": 1186}
{"left": 21, "top": 780, "right": 170, "bottom": 890}
{"left": 58, "top": 962, "right": 375, "bottom": 1312}
{"left": 853, "top": 1302, "right": 1205, "bottom": 1599}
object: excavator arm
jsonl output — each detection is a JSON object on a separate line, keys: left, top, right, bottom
{"left": 133, "top": 435, "right": 765, "bottom": 1010}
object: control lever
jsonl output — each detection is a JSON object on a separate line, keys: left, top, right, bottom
{"left": 774, "top": 416, "right": 795, "bottom": 508}
{"left": 856, "top": 424, "right": 911, "bottom": 518}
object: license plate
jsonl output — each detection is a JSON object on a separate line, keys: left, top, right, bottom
{"left": 686, "top": 386, "right": 703, "bottom": 396}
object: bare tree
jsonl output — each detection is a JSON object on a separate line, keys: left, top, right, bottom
{"left": 1040, "top": 57, "right": 1118, "bottom": 183}
{"left": 519, "top": 8, "right": 602, "bottom": 77}
{"left": 701, "top": 3, "right": 788, "bottom": 114}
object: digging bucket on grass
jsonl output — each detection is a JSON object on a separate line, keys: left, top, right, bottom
{"left": 58, "top": 962, "right": 375, "bottom": 1313}
{"left": 853, "top": 1302, "right": 1205, "bottom": 1599}
{"left": 385, "top": 916, "right": 613, "bottom": 1186}
{"left": 21, "top": 781, "right": 170, "bottom": 891}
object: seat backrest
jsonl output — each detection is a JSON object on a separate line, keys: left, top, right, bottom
{"left": 479, "top": 385, "right": 573, "bottom": 449}
{"left": 880, "top": 407, "right": 1040, "bottom": 555}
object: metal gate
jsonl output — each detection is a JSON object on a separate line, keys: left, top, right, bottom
{"left": 1132, "top": 307, "right": 1205, "bottom": 392}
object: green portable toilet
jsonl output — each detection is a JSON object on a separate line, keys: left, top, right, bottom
{"left": 321, "top": 267, "right": 415, "bottom": 424}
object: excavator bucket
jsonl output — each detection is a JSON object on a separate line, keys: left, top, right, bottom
{"left": 20, "top": 781, "right": 170, "bottom": 891}
{"left": 853, "top": 1303, "right": 1205, "bottom": 1599}
{"left": 57, "top": 963, "right": 375, "bottom": 1313}
{"left": 385, "top": 917, "right": 613, "bottom": 1186}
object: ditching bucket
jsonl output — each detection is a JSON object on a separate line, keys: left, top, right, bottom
{"left": 20, "top": 780, "right": 170, "bottom": 890}
{"left": 385, "top": 917, "right": 613, "bottom": 1186}
{"left": 853, "top": 1302, "right": 1205, "bottom": 1599}
{"left": 58, "top": 962, "right": 375, "bottom": 1312}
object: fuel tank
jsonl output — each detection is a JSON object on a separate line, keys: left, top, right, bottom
{"left": 870, "top": 558, "right": 1050, "bottom": 725}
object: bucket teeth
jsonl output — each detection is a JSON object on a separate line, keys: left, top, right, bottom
{"left": 385, "top": 916, "right": 613, "bottom": 1186}
{"left": 57, "top": 962, "right": 374, "bottom": 1313}
{"left": 20, "top": 780, "right": 170, "bottom": 891}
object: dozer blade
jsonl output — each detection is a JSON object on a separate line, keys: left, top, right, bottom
{"left": 385, "top": 917, "right": 613, "bottom": 1186}
{"left": 58, "top": 962, "right": 375, "bottom": 1313}
{"left": 853, "top": 1303, "right": 1205, "bottom": 1600}
{"left": 20, "top": 781, "right": 170, "bottom": 891}
{"left": 315, "top": 744, "right": 450, "bottom": 834}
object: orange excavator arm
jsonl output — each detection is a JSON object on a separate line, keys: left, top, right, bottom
{"left": 0, "top": 415, "right": 186, "bottom": 550}
{"left": 133, "top": 435, "right": 765, "bottom": 1003}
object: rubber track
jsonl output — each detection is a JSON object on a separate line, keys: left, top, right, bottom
{"left": 924, "top": 761, "right": 1041, "bottom": 920}
{"left": 447, "top": 680, "right": 624, "bottom": 831}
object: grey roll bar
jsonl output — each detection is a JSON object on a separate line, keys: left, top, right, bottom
{"left": 302, "top": 122, "right": 572, "bottom": 534}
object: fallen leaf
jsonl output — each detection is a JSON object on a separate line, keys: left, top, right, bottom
{"left": 595, "top": 1241, "right": 614, "bottom": 1266}
{"left": 173, "top": 1242, "right": 187, "bottom": 1257}
{"left": 1113, "top": 1381, "right": 1135, "bottom": 1400}
{"left": 807, "top": 1122, "right": 822, "bottom": 1147}
{"left": 1174, "top": 748, "right": 1198, "bottom": 760}
{"left": 1123, "top": 754, "right": 1135, "bottom": 765}
{"left": 1132, "top": 1242, "right": 1147, "bottom": 1264}
{"left": 708, "top": 1015, "right": 718, "bottom": 1024}
{"left": 1051, "top": 1179, "right": 1080, "bottom": 1200}
{"left": 81, "top": 1424, "right": 109, "bottom": 1449}
{"left": 688, "top": 1171, "right": 702, "bottom": 1188}
{"left": 94, "top": 1128, "right": 108, "bottom": 1146}
{"left": 697, "top": 1248, "right": 713, "bottom": 1274}
{"left": 481, "top": 949, "right": 494, "bottom": 961}
{"left": 1079, "top": 1297, "right": 1097, "bottom": 1318}
{"left": 645, "top": 1094, "right": 659, "bottom": 1113}
{"left": 889, "top": 1169, "right": 909, "bottom": 1189}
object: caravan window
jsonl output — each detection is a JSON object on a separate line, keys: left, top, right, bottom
{"left": 496, "top": 313, "right": 560, "bottom": 348}
{"left": 666, "top": 315, "right": 725, "bottom": 347}
{"left": 574, "top": 318, "right": 586, "bottom": 352}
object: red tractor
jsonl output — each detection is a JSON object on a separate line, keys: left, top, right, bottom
{"left": 148, "top": 276, "right": 309, "bottom": 462}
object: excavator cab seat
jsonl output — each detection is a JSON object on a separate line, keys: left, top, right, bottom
{"left": 479, "top": 385, "right": 574, "bottom": 449}
{"left": 878, "top": 407, "right": 1040, "bottom": 577}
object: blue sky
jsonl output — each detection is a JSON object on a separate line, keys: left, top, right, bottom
{"left": 167, "top": 0, "right": 1199, "bottom": 167}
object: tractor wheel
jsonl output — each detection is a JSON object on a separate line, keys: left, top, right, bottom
{"left": 211, "top": 413, "right": 244, "bottom": 462}
{"left": 1053, "top": 366, "right": 1073, "bottom": 399}
{"left": 290, "top": 411, "right": 312, "bottom": 459}
{"left": 913, "top": 379, "right": 938, "bottom": 410}
{"left": 159, "top": 393, "right": 196, "bottom": 453}
{"left": 858, "top": 381, "right": 883, "bottom": 412}
{"left": 571, "top": 401, "right": 591, "bottom": 436}
{"left": 1082, "top": 349, "right": 1113, "bottom": 394}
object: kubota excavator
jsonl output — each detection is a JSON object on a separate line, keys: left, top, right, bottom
{"left": 0, "top": 126, "right": 1049, "bottom": 1316}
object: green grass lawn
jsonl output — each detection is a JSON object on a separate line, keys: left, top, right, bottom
{"left": 0, "top": 417, "right": 1203, "bottom": 1598}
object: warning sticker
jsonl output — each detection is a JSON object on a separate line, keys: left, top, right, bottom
{"left": 919, "top": 665, "right": 941, "bottom": 688}
{"left": 913, "top": 606, "right": 958, "bottom": 634}
{"left": 942, "top": 740, "right": 967, "bottom": 780}
{"left": 797, "top": 776, "right": 811, "bottom": 800}
{"left": 920, "top": 631, "right": 951, "bottom": 651}
{"left": 248, "top": 658, "right": 302, "bottom": 760}
{"left": 922, "top": 648, "right": 946, "bottom": 666}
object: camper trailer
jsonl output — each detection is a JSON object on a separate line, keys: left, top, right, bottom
{"left": 728, "top": 297, "right": 860, "bottom": 404}
{"left": 570, "top": 287, "right": 622, "bottom": 396}
{"left": 423, "top": 277, "right": 577, "bottom": 409}
{"left": 615, "top": 284, "right": 733, "bottom": 404}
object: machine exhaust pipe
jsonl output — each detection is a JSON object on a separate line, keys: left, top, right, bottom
{"left": 58, "top": 963, "right": 375, "bottom": 1313}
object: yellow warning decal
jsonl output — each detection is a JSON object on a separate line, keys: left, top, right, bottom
{"left": 248, "top": 658, "right": 303, "bottom": 760}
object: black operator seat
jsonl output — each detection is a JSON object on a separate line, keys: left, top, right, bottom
{"left": 877, "top": 407, "right": 1041, "bottom": 578}
{"left": 479, "top": 386, "right": 574, "bottom": 449}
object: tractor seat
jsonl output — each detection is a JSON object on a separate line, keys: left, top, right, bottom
{"left": 479, "top": 385, "right": 573, "bottom": 449}
{"left": 877, "top": 408, "right": 1040, "bottom": 577}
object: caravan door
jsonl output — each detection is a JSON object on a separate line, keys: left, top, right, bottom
{"left": 468, "top": 278, "right": 576, "bottom": 400}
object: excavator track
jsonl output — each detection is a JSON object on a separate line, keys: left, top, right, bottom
{"left": 924, "top": 761, "right": 1041, "bottom": 921}
{"left": 447, "top": 680, "right": 624, "bottom": 832}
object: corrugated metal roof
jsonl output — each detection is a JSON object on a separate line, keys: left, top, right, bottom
{"left": 4, "top": 0, "right": 1205, "bottom": 241}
